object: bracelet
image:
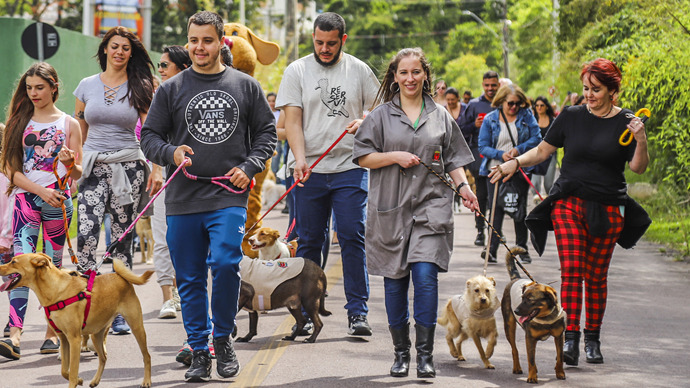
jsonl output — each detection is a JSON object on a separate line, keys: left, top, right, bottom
{"left": 456, "top": 182, "right": 469, "bottom": 191}
{"left": 514, "top": 158, "right": 521, "bottom": 168}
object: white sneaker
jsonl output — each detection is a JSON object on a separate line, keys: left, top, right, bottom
{"left": 172, "top": 288, "right": 182, "bottom": 311}
{"left": 158, "top": 300, "right": 177, "bottom": 319}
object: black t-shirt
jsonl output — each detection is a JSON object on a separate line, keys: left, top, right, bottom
{"left": 544, "top": 105, "right": 636, "bottom": 197}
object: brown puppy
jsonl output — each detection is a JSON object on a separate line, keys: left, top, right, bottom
{"left": 135, "top": 216, "right": 154, "bottom": 264}
{"left": 438, "top": 275, "right": 500, "bottom": 369}
{"left": 501, "top": 247, "right": 566, "bottom": 383}
{"left": 0, "top": 253, "right": 153, "bottom": 388}
{"left": 235, "top": 257, "right": 330, "bottom": 343}
{"left": 248, "top": 227, "right": 298, "bottom": 261}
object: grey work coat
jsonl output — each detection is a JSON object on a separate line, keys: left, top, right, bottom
{"left": 353, "top": 94, "right": 474, "bottom": 279}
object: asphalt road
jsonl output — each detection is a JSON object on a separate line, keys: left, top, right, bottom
{"left": 1, "top": 208, "right": 688, "bottom": 387}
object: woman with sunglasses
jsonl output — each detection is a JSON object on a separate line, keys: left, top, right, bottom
{"left": 477, "top": 84, "right": 540, "bottom": 263}
{"left": 149, "top": 45, "right": 190, "bottom": 321}
{"left": 531, "top": 96, "right": 557, "bottom": 198}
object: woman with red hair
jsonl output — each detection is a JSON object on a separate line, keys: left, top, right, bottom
{"left": 488, "top": 58, "right": 650, "bottom": 366}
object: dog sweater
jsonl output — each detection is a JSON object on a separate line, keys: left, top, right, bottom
{"left": 239, "top": 256, "right": 305, "bottom": 310}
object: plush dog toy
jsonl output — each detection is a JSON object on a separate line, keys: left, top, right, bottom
{"left": 223, "top": 23, "right": 280, "bottom": 77}
{"left": 222, "top": 23, "right": 281, "bottom": 258}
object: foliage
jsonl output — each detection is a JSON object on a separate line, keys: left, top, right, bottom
{"left": 635, "top": 181, "right": 690, "bottom": 258}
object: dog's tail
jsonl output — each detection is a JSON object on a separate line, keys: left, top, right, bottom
{"left": 505, "top": 246, "right": 527, "bottom": 281}
{"left": 286, "top": 240, "right": 298, "bottom": 257}
{"left": 437, "top": 299, "right": 453, "bottom": 327}
{"left": 319, "top": 276, "right": 332, "bottom": 317}
{"left": 113, "top": 259, "right": 154, "bottom": 285}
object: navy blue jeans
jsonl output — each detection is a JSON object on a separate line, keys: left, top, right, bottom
{"left": 293, "top": 168, "right": 369, "bottom": 317}
{"left": 166, "top": 207, "right": 245, "bottom": 350}
{"left": 384, "top": 262, "right": 439, "bottom": 329}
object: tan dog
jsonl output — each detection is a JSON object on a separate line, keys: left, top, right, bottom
{"left": 501, "top": 247, "right": 566, "bottom": 383}
{"left": 135, "top": 216, "right": 154, "bottom": 264}
{"left": 0, "top": 253, "right": 153, "bottom": 388}
{"left": 248, "top": 227, "right": 297, "bottom": 261}
{"left": 262, "top": 178, "right": 287, "bottom": 209}
{"left": 438, "top": 275, "right": 500, "bottom": 369}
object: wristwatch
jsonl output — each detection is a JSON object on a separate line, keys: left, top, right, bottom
{"left": 456, "top": 182, "right": 469, "bottom": 191}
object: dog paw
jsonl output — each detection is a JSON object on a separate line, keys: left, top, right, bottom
{"left": 513, "top": 368, "right": 523, "bottom": 375}
{"left": 527, "top": 375, "right": 538, "bottom": 384}
{"left": 556, "top": 371, "right": 566, "bottom": 380}
{"left": 457, "top": 355, "right": 466, "bottom": 362}
{"left": 303, "top": 337, "right": 316, "bottom": 343}
{"left": 485, "top": 363, "right": 495, "bottom": 369}
{"left": 282, "top": 335, "right": 296, "bottom": 341}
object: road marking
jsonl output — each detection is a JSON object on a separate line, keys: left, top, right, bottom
{"left": 231, "top": 258, "right": 343, "bottom": 387}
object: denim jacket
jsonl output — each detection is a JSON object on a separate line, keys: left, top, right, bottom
{"left": 477, "top": 107, "right": 541, "bottom": 176}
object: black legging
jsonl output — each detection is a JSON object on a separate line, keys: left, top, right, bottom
{"left": 486, "top": 173, "right": 530, "bottom": 256}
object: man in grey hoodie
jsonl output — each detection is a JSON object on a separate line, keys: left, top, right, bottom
{"left": 140, "top": 11, "right": 276, "bottom": 383}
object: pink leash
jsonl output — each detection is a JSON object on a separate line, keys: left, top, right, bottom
{"left": 246, "top": 128, "right": 350, "bottom": 236}
{"left": 90, "top": 159, "right": 191, "bottom": 271}
{"left": 182, "top": 166, "right": 253, "bottom": 194}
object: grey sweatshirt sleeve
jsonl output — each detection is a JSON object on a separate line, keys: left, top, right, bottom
{"left": 237, "top": 80, "right": 277, "bottom": 179}
{"left": 141, "top": 87, "right": 177, "bottom": 166}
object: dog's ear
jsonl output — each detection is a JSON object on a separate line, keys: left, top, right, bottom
{"left": 466, "top": 279, "right": 472, "bottom": 289}
{"left": 545, "top": 286, "right": 559, "bottom": 307}
{"left": 30, "top": 253, "right": 52, "bottom": 268}
{"left": 269, "top": 229, "right": 281, "bottom": 240}
{"left": 487, "top": 276, "right": 496, "bottom": 286}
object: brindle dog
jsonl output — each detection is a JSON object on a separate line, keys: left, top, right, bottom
{"left": 501, "top": 247, "right": 566, "bottom": 384}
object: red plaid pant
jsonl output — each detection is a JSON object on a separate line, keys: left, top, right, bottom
{"left": 551, "top": 196, "right": 624, "bottom": 331}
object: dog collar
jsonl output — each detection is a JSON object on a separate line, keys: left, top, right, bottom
{"left": 532, "top": 306, "right": 565, "bottom": 326}
{"left": 43, "top": 270, "right": 96, "bottom": 334}
{"left": 470, "top": 305, "right": 499, "bottom": 320}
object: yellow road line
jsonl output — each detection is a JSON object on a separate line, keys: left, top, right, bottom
{"left": 231, "top": 258, "right": 343, "bottom": 387}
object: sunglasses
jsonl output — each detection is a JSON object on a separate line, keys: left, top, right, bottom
{"left": 157, "top": 62, "right": 169, "bottom": 69}
{"left": 506, "top": 101, "right": 522, "bottom": 107}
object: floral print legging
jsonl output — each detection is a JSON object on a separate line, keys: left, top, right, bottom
{"left": 4, "top": 182, "right": 72, "bottom": 329}
{"left": 77, "top": 160, "right": 145, "bottom": 270}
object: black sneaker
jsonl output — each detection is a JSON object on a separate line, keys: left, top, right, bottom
{"left": 291, "top": 319, "right": 314, "bottom": 336}
{"left": 40, "top": 339, "right": 60, "bottom": 354}
{"left": 213, "top": 336, "right": 240, "bottom": 378}
{"left": 184, "top": 349, "right": 212, "bottom": 382}
{"left": 348, "top": 315, "right": 372, "bottom": 336}
{"left": 519, "top": 249, "right": 532, "bottom": 264}
{"left": 473, "top": 231, "right": 485, "bottom": 246}
{"left": 480, "top": 249, "right": 497, "bottom": 264}
{"left": 0, "top": 339, "right": 20, "bottom": 360}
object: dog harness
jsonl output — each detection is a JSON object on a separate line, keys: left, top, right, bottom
{"left": 43, "top": 270, "right": 96, "bottom": 334}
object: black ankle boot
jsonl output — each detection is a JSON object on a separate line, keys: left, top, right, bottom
{"left": 389, "top": 324, "right": 411, "bottom": 377}
{"left": 563, "top": 330, "right": 580, "bottom": 366}
{"left": 415, "top": 324, "right": 436, "bottom": 378}
{"left": 584, "top": 329, "right": 604, "bottom": 364}
{"left": 474, "top": 229, "right": 485, "bottom": 246}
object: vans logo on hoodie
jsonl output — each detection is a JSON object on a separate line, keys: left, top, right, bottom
{"left": 185, "top": 90, "right": 239, "bottom": 144}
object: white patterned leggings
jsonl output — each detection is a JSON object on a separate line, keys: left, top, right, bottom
{"left": 77, "top": 160, "right": 145, "bottom": 270}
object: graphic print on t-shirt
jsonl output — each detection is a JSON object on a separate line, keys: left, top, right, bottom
{"left": 23, "top": 124, "right": 65, "bottom": 173}
{"left": 316, "top": 79, "right": 350, "bottom": 118}
{"left": 185, "top": 90, "right": 239, "bottom": 144}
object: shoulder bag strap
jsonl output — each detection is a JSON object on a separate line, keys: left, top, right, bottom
{"left": 499, "top": 108, "right": 518, "bottom": 148}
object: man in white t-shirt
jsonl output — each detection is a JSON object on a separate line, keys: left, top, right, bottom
{"left": 276, "top": 12, "right": 379, "bottom": 336}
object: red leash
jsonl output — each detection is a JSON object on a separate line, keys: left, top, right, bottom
{"left": 517, "top": 167, "right": 544, "bottom": 201}
{"left": 247, "top": 129, "right": 350, "bottom": 235}
{"left": 52, "top": 159, "right": 78, "bottom": 265}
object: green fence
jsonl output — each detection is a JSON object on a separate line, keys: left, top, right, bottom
{"left": 1, "top": 18, "right": 160, "bottom": 122}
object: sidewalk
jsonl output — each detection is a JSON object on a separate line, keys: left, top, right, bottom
{"left": 1, "top": 209, "right": 689, "bottom": 387}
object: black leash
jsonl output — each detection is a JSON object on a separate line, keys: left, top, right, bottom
{"left": 416, "top": 159, "right": 536, "bottom": 282}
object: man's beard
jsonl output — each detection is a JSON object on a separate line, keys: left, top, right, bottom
{"left": 313, "top": 44, "right": 342, "bottom": 67}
